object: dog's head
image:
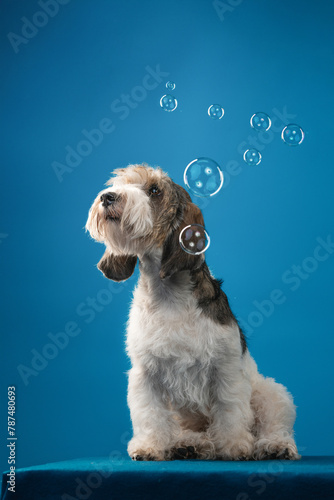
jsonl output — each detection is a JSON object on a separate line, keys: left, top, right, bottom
{"left": 86, "top": 164, "right": 205, "bottom": 281}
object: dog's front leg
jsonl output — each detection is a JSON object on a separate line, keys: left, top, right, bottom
{"left": 208, "top": 366, "right": 255, "bottom": 460}
{"left": 127, "top": 367, "right": 177, "bottom": 461}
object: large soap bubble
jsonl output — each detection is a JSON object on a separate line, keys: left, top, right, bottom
{"left": 179, "top": 224, "right": 210, "bottom": 255}
{"left": 184, "top": 157, "right": 224, "bottom": 197}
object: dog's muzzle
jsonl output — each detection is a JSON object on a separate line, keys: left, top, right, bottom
{"left": 100, "top": 192, "right": 122, "bottom": 221}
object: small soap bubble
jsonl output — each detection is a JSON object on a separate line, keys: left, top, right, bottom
{"left": 208, "top": 104, "right": 224, "bottom": 120}
{"left": 166, "top": 81, "right": 175, "bottom": 90}
{"left": 281, "top": 124, "right": 304, "bottom": 146}
{"left": 250, "top": 112, "right": 271, "bottom": 132}
{"left": 184, "top": 157, "right": 224, "bottom": 197}
{"left": 179, "top": 224, "right": 210, "bottom": 255}
{"left": 160, "top": 94, "right": 178, "bottom": 112}
{"left": 243, "top": 149, "right": 262, "bottom": 166}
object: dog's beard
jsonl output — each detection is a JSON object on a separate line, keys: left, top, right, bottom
{"left": 86, "top": 186, "right": 154, "bottom": 256}
{"left": 104, "top": 204, "right": 121, "bottom": 222}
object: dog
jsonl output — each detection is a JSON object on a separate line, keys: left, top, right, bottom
{"left": 86, "top": 164, "right": 300, "bottom": 461}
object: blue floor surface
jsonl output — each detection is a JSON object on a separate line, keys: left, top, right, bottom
{"left": 1, "top": 456, "right": 334, "bottom": 500}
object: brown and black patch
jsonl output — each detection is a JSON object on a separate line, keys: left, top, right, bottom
{"left": 141, "top": 175, "right": 190, "bottom": 248}
{"left": 191, "top": 262, "right": 247, "bottom": 354}
{"left": 159, "top": 183, "right": 205, "bottom": 279}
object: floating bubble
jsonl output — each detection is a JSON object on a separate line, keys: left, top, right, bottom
{"left": 250, "top": 112, "right": 271, "bottom": 132}
{"left": 179, "top": 224, "right": 210, "bottom": 255}
{"left": 184, "top": 157, "right": 224, "bottom": 197}
{"left": 166, "top": 81, "right": 175, "bottom": 90}
{"left": 281, "top": 124, "right": 304, "bottom": 146}
{"left": 243, "top": 149, "right": 262, "bottom": 166}
{"left": 208, "top": 104, "right": 224, "bottom": 120}
{"left": 160, "top": 94, "right": 178, "bottom": 112}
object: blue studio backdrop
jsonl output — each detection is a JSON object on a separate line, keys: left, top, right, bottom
{"left": 1, "top": 0, "right": 334, "bottom": 472}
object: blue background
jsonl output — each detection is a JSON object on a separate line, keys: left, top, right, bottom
{"left": 1, "top": 0, "right": 333, "bottom": 471}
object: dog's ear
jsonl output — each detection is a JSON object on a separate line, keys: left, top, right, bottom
{"left": 160, "top": 188, "right": 205, "bottom": 280}
{"left": 98, "top": 250, "right": 137, "bottom": 282}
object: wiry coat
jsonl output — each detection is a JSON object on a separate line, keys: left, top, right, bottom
{"left": 86, "top": 164, "right": 299, "bottom": 461}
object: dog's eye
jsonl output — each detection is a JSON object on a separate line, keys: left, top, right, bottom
{"left": 148, "top": 185, "right": 161, "bottom": 196}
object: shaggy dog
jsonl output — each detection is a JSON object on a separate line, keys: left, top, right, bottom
{"left": 86, "top": 164, "right": 299, "bottom": 461}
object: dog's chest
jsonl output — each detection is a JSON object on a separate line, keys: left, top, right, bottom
{"left": 127, "top": 282, "right": 229, "bottom": 366}
{"left": 127, "top": 292, "right": 219, "bottom": 406}
{"left": 126, "top": 279, "right": 238, "bottom": 408}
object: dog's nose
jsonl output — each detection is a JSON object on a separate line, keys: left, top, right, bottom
{"left": 100, "top": 192, "right": 117, "bottom": 207}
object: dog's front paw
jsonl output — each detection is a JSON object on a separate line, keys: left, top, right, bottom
{"left": 216, "top": 433, "right": 255, "bottom": 461}
{"left": 253, "top": 438, "right": 300, "bottom": 461}
{"left": 131, "top": 452, "right": 156, "bottom": 461}
{"left": 128, "top": 438, "right": 165, "bottom": 461}
{"left": 218, "top": 444, "right": 253, "bottom": 461}
{"left": 167, "top": 435, "right": 216, "bottom": 460}
{"left": 169, "top": 445, "right": 198, "bottom": 460}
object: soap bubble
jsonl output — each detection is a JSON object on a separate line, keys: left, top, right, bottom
{"left": 166, "top": 81, "right": 175, "bottom": 90}
{"left": 179, "top": 224, "right": 210, "bottom": 255}
{"left": 208, "top": 104, "right": 224, "bottom": 120}
{"left": 250, "top": 112, "right": 271, "bottom": 132}
{"left": 184, "top": 157, "right": 224, "bottom": 197}
{"left": 160, "top": 94, "right": 177, "bottom": 112}
{"left": 243, "top": 149, "right": 262, "bottom": 166}
{"left": 281, "top": 124, "right": 304, "bottom": 146}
